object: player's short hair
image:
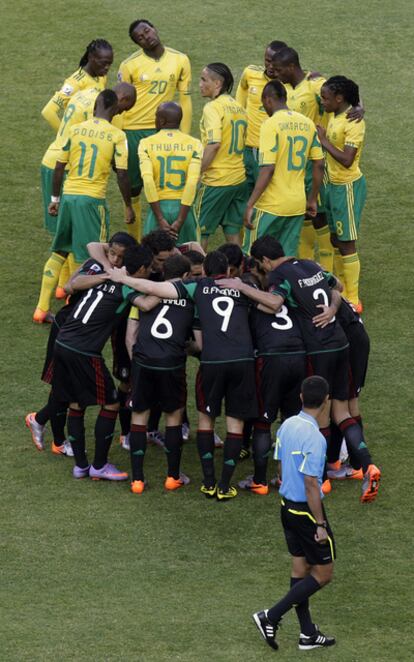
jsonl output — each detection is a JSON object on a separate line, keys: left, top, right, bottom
{"left": 271, "top": 46, "right": 300, "bottom": 67}
{"left": 141, "top": 230, "right": 176, "bottom": 255}
{"left": 206, "top": 63, "right": 234, "bottom": 95}
{"left": 301, "top": 376, "right": 329, "bottom": 408}
{"left": 262, "top": 79, "right": 287, "bottom": 101}
{"left": 129, "top": 19, "right": 155, "bottom": 39}
{"left": 203, "top": 251, "right": 229, "bottom": 277}
{"left": 96, "top": 89, "right": 118, "bottom": 110}
{"left": 323, "top": 76, "right": 360, "bottom": 107}
{"left": 267, "top": 40, "right": 287, "bottom": 52}
{"left": 123, "top": 244, "right": 153, "bottom": 275}
{"left": 108, "top": 232, "right": 137, "bottom": 248}
{"left": 163, "top": 254, "right": 191, "bottom": 280}
{"left": 185, "top": 250, "right": 204, "bottom": 266}
{"left": 217, "top": 243, "right": 243, "bottom": 269}
{"left": 250, "top": 236, "right": 285, "bottom": 261}
{"left": 79, "top": 39, "right": 113, "bottom": 68}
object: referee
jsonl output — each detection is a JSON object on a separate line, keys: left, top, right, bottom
{"left": 253, "top": 376, "right": 336, "bottom": 651}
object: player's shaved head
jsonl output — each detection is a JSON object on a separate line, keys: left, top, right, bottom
{"left": 113, "top": 82, "right": 136, "bottom": 102}
{"left": 262, "top": 80, "right": 287, "bottom": 101}
{"left": 272, "top": 46, "right": 300, "bottom": 68}
{"left": 156, "top": 102, "right": 183, "bottom": 129}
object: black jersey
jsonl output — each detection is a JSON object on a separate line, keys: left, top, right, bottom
{"left": 173, "top": 277, "right": 254, "bottom": 363}
{"left": 56, "top": 260, "right": 137, "bottom": 356}
{"left": 133, "top": 294, "right": 194, "bottom": 369}
{"left": 268, "top": 259, "right": 348, "bottom": 354}
{"left": 250, "top": 304, "right": 305, "bottom": 356}
{"left": 337, "top": 299, "right": 370, "bottom": 354}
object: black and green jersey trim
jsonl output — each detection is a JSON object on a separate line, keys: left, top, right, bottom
{"left": 55, "top": 339, "right": 101, "bottom": 358}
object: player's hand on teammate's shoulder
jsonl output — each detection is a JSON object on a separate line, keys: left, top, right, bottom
{"left": 215, "top": 277, "right": 242, "bottom": 289}
{"left": 108, "top": 266, "right": 128, "bottom": 283}
{"left": 346, "top": 104, "right": 365, "bottom": 123}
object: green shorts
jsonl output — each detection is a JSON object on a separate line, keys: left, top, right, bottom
{"left": 326, "top": 176, "right": 367, "bottom": 241}
{"left": 244, "top": 146, "right": 260, "bottom": 194}
{"left": 51, "top": 194, "right": 110, "bottom": 263}
{"left": 195, "top": 181, "right": 248, "bottom": 238}
{"left": 144, "top": 199, "right": 199, "bottom": 245}
{"left": 124, "top": 128, "right": 156, "bottom": 194}
{"left": 242, "top": 208, "right": 304, "bottom": 256}
{"left": 304, "top": 160, "right": 328, "bottom": 214}
{"left": 41, "top": 165, "right": 67, "bottom": 235}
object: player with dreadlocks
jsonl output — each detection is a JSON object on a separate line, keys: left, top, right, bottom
{"left": 317, "top": 76, "right": 366, "bottom": 311}
{"left": 196, "top": 63, "right": 248, "bottom": 249}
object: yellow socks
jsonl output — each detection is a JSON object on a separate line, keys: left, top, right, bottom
{"left": 315, "top": 226, "right": 333, "bottom": 273}
{"left": 36, "top": 253, "right": 66, "bottom": 312}
{"left": 56, "top": 257, "right": 70, "bottom": 290}
{"left": 67, "top": 252, "right": 82, "bottom": 276}
{"left": 333, "top": 248, "right": 344, "bottom": 282}
{"left": 298, "top": 220, "right": 316, "bottom": 260}
{"left": 127, "top": 196, "right": 142, "bottom": 242}
{"left": 341, "top": 252, "right": 360, "bottom": 305}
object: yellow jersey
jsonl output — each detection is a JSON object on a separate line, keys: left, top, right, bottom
{"left": 42, "top": 88, "right": 100, "bottom": 169}
{"left": 325, "top": 109, "right": 365, "bottom": 184}
{"left": 118, "top": 47, "right": 191, "bottom": 130}
{"left": 57, "top": 118, "right": 128, "bottom": 199}
{"left": 236, "top": 65, "right": 271, "bottom": 148}
{"left": 256, "top": 109, "right": 323, "bottom": 216}
{"left": 200, "top": 94, "right": 247, "bottom": 186}
{"left": 284, "top": 76, "right": 327, "bottom": 126}
{"left": 42, "top": 68, "right": 106, "bottom": 129}
{"left": 138, "top": 129, "right": 202, "bottom": 205}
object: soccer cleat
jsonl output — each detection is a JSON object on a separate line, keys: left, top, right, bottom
{"left": 360, "top": 464, "right": 381, "bottom": 503}
{"left": 51, "top": 440, "right": 74, "bottom": 457}
{"left": 25, "top": 412, "right": 45, "bottom": 451}
{"left": 200, "top": 483, "right": 217, "bottom": 499}
{"left": 354, "top": 300, "right": 364, "bottom": 314}
{"left": 131, "top": 480, "right": 145, "bottom": 494}
{"left": 216, "top": 486, "right": 238, "bottom": 501}
{"left": 298, "top": 628, "right": 336, "bottom": 650}
{"left": 322, "top": 479, "right": 332, "bottom": 495}
{"left": 55, "top": 286, "right": 66, "bottom": 300}
{"left": 346, "top": 467, "right": 363, "bottom": 480}
{"left": 164, "top": 473, "right": 190, "bottom": 490}
{"left": 73, "top": 465, "right": 90, "bottom": 479}
{"left": 238, "top": 475, "right": 269, "bottom": 495}
{"left": 252, "top": 610, "right": 279, "bottom": 650}
{"left": 214, "top": 432, "right": 224, "bottom": 448}
{"left": 147, "top": 430, "right": 165, "bottom": 447}
{"left": 120, "top": 433, "right": 130, "bottom": 451}
{"left": 327, "top": 466, "right": 348, "bottom": 480}
{"left": 32, "top": 308, "right": 54, "bottom": 324}
{"left": 89, "top": 463, "right": 129, "bottom": 481}
{"left": 239, "top": 447, "right": 251, "bottom": 461}
{"left": 182, "top": 422, "right": 190, "bottom": 441}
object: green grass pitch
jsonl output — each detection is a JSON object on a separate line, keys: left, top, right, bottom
{"left": 1, "top": 0, "right": 413, "bottom": 659}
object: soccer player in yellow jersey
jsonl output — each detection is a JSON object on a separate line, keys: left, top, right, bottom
{"left": 139, "top": 102, "right": 202, "bottom": 245}
{"left": 236, "top": 40, "right": 287, "bottom": 192}
{"left": 243, "top": 80, "right": 324, "bottom": 257}
{"left": 317, "top": 77, "right": 367, "bottom": 311}
{"left": 118, "top": 19, "right": 192, "bottom": 238}
{"left": 197, "top": 63, "right": 248, "bottom": 250}
{"left": 41, "top": 39, "right": 112, "bottom": 132}
{"left": 33, "top": 84, "right": 137, "bottom": 323}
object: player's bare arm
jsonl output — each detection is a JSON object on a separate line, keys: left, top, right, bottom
{"left": 216, "top": 276, "right": 283, "bottom": 312}
{"left": 116, "top": 168, "right": 135, "bottom": 224}
{"left": 312, "top": 289, "right": 342, "bottom": 328}
{"left": 108, "top": 268, "right": 178, "bottom": 299}
{"left": 200, "top": 143, "right": 220, "bottom": 174}
{"left": 48, "top": 161, "right": 66, "bottom": 215}
{"left": 316, "top": 127, "right": 357, "bottom": 168}
{"left": 244, "top": 165, "right": 274, "bottom": 228}
{"left": 307, "top": 159, "right": 325, "bottom": 217}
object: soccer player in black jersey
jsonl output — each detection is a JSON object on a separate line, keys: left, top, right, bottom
{"left": 52, "top": 244, "right": 154, "bottom": 481}
{"left": 127, "top": 254, "right": 195, "bottom": 494}
{"left": 219, "top": 236, "right": 381, "bottom": 503}
{"left": 109, "top": 250, "right": 258, "bottom": 500}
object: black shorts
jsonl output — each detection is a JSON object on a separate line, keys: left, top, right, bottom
{"left": 130, "top": 361, "right": 187, "bottom": 413}
{"left": 52, "top": 344, "right": 118, "bottom": 408}
{"left": 256, "top": 354, "right": 306, "bottom": 423}
{"left": 348, "top": 333, "right": 370, "bottom": 398}
{"left": 196, "top": 360, "right": 258, "bottom": 420}
{"left": 281, "top": 498, "right": 336, "bottom": 566}
{"left": 307, "top": 347, "right": 349, "bottom": 401}
{"left": 111, "top": 317, "right": 131, "bottom": 384}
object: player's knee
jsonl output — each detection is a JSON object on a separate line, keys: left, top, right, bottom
{"left": 103, "top": 403, "right": 119, "bottom": 412}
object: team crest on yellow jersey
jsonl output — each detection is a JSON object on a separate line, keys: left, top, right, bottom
{"left": 169, "top": 73, "right": 176, "bottom": 81}
{"left": 250, "top": 86, "right": 257, "bottom": 94}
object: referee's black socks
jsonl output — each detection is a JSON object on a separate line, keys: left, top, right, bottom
{"left": 164, "top": 425, "right": 183, "bottom": 479}
{"left": 93, "top": 408, "right": 118, "bottom": 469}
{"left": 267, "top": 575, "right": 321, "bottom": 625}
{"left": 290, "top": 577, "right": 315, "bottom": 636}
{"left": 129, "top": 424, "right": 147, "bottom": 481}
{"left": 339, "top": 417, "right": 371, "bottom": 473}
{"left": 252, "top": 424, "right": 271, "bottom": 485}
{"left": 68, "top": 408, "right": 87, "bottom": 468}
{"left": 219, "top": 432, "right": 243, "bottom": 491}
{"left": 197, "top": 429, "right": 215, "bottom": 488}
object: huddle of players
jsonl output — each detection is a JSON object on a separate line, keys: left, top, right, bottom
{"left": 33, "top": 20, "right": 367, "bottom": 332}
{"left": 27, "top": 223, "right": 380, "bottom": 504}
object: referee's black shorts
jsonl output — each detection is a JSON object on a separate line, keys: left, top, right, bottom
{"left": 281, "top": 498, "right": 336, "bottom": 566}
